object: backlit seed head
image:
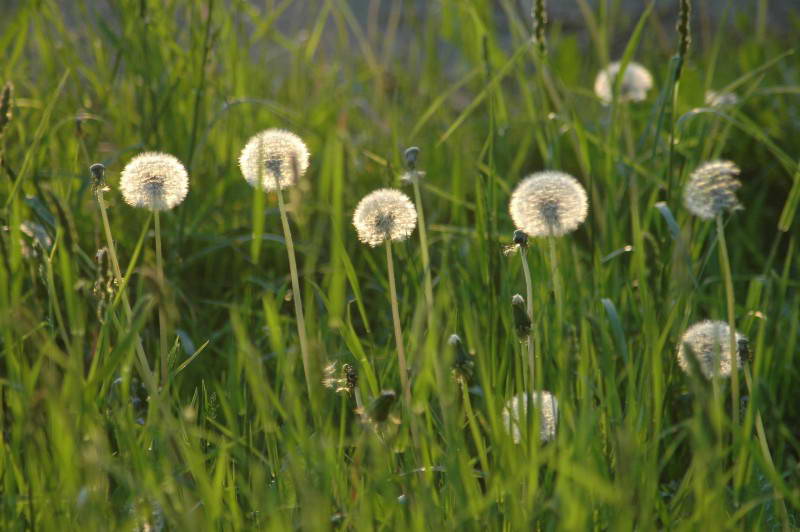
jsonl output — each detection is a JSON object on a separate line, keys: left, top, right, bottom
{"left": 683, "top": 160, "right": 742, "bottom": 219}
{"left": 677, "top": 320, "right": 745, "bottom": 379}
{"left": 353, "top": 188, "right": 417, "bottom": 247}
{"left": 705, "top": 90, "right": 738, "bottom": 107}
{"left": 502, "top": 390, "right": 558, "bottom": 444}
{"left": 594, "top": 61, "right": 653, "bottom": 104}
{"left": 509, "top": 171, "right": 588, "bottom": 237}
{"left": 239, "top": 129, "right": 310, "bottom": 192}
{"left": 120, "top": 152, "right": 189, "bottom": 211}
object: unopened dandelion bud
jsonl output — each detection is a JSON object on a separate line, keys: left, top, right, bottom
{"left": 353, "top": 188, "right": 417, "bottom": 247}
{"left": 683, "top": 160, "right": 742, "bottom": 219}
{"left": 404, "top": 146, "right": 420, "bottom": 170}
{"left": 367, "top": 390, "right": 397, "bottom": 423}
{"left": 120, "top": 152, "right": 189, "bottom": 211}
{"left": 502, "top": 390, "right": 558, "bottom": 444}
{"left": 512, "top": 293, "right": 531, "bottom": 339}
{"left": 239, "top": 129, "right": 310, "bottom": 192}
{"left": 594, "top": 62, "right": 653, "bottom": 104}
{"left": 89, "top": 163, "right": 109, "bottom": 193}
{"left": 509, "top": 171, "right": 588, "bottom": 237}
{"left": 513, "top": 229, "right": 528, "bottom": 248}
{"left": 449, "top": 333, "right": 474, "bottom": 383}
{"left": 677, "top": 320, "right": 745, "bottom": 379}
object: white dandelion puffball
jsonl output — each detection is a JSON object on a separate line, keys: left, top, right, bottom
{"left": 502, "top": 390, "right": 558, "bottom": 444}
{"left": 353, "top": 188, "right": 417, "bottom": 247}
{"left": 683, "top": 160, "right": 742, "bottom": 219}
{"left": 677, "top": 320, "right": 745, "bottom": 379}
{"left": 509, "top": 171, "right": 589, "bottom": 237}
{"left": 120, "top": 152, "right": 189, "bottom": 211}
{"left": 594, "top": 61, "right": 653, "bottom": 104}
{"left": 239, "top": 129, "right": 310, "bottom": 192}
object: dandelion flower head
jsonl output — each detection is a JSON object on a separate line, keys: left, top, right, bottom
{"left": 683, "top": 160, "right": 742, "bottom": 219}
{"left": 239, "top": 129, "right": 310, "bottom": 192}
{"left": 502, "top": 390, "right": 558, "bottom": 444}
{"left": 353, "top": 188, "right": 417, "bottom": 247}
{"left": 120, "top": 152, "right": 189, "bottom": 211}
{"left": 594, "top": 61, "right": 653, "bottom": 104}
{"left": 509, "top": 171, "right": 588, "bottom": 237}
{"left": 677, "top": 320, "right": 745, "bottom": 379}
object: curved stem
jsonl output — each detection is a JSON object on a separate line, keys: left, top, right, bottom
{"left": 277, "top": 187, "right": 314, "bottom": 402}
{"left": 386, "top": 241, "right": 410, "bottom": 407}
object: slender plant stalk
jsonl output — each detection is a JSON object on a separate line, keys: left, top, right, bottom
{"left": 412, "top": 181, "right": 434, "bottom": 327}
{"left": 385, "top": 241, "right": 410, "bottom": 408}
{"left": 276, "top": 187, "right": 314, "bottom": 401}
{"left": 547, "top": 237, "right": 564, "bottom": 328}
{"left": 154, "top": 211, "right": 169, "bottom": 387}
{"left": 95, "top": 190, "right": 156, "bottom": 391}
{"left": 519, "top": 248, "right": 536, "bottom": 390}
{"left": 460, "top": 380, "right": 490, "bottom": 474}
{"left": 716, "top": 215, "right": 739, "bottom": 427}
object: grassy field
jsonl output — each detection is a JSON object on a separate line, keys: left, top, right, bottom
{"left": 1, "top": 0, "right": 799, "bottom": 529}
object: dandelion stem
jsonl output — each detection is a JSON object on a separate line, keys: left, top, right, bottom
{"left": 385, "top": 241, "right": 411, "bottom": 408}
{"left": 277, "top": 187, "right": 314, "bottom": 402}
{"left": 154, "top": 211, "right": 169, "bottom": 387}
{"left": 547, "top": 237, "right": 563, "bottom": 330}
{"left": 95, "top": 190, "right": 156, "bottom": 391}
{"left": 519, "top": 248, "right": 536, "bottom": 390}
{"left": 716, "top": 214, "right": 739, "bottom": 427}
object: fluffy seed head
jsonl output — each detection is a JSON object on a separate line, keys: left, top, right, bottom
{"left": 594, "top": 61, "right": 653, "bottom": 104}
{"left": 239, "top": 129, "right": 310, "bottom": 192}
{"left": 683, "top": 160, "right": 742, "bottom": 219}
{"left": 120, "top": 152, "right": 189, "bottom": 211}
{"left": 502, "top": 390, "right": 558, "bottom": 444}
{"left": 509, "top": 171, "right": 588, "bottom": 237}
{"left": 353, "top": 188, "right": 417, "bottom": 247}
{"left": 677, "top": 320, "right": 745, "bottom": 379}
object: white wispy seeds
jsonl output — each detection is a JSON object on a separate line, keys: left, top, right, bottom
{"left": 120, "top": 152, "right": 189, "bottom": 211}
{"left": 238, "top": 129, "right": 310, "bottom": 192}
{"left": 509, "top": 171, "right": 588, "bottom": 237}
{"left": 353, "top": 189, "right": 417, "bottom": 247}
{"left": 677, "top": 320, "right": 745, "bottom": 379}
{"left": 502, "top": 390, "right": 558, "bottom": 444}
{"left": 594, "top": 61, "right": 653, "bottom": 104}
{"left": 683, "top": 160, "right": 742, "bottom": 219}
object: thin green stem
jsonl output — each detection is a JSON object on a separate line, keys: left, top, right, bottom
{"left": 154, "top": 211, "right": 168, "bottom": 387}
{"left": 277, "top": 187, "right": 314, "bottom": 402}
{"left": 716, "top": 215, "right": 739, "bottom": 428}
{"left": 520, "top": 248, "right": 535, "bottom": 391}
{"left": 386, "top": 241, "right": 410, "bottom": 408}
{"left": 95, "top": 191, "right": 156, "bottom": 392}
{"left": 547, "top": 237, "right": 563, "bottom": 329}
{"left": 412, "top": 180, "right": 434, "bottom": 328}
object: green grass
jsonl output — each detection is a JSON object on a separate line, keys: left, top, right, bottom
{"left": 1, "top": 0, "right": 799, "bottom": 529}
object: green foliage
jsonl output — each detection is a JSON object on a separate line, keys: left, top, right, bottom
{"left": 0, "top": 0, "right": 798, "bottom": 529}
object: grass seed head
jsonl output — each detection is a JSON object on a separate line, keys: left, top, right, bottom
{"left": 502, "top": 390, "right": 558, "bottom": 444}
{"left": 120, "top": 152, "right": 189, "bottom": 211}
{"left": 677, "top": 320, "right": 745, "bottom": 379}
{"left": 683, "top": 160, "right": 742, "bottom": 219}
{"left": 594, "top": 61, "right": 653, "bottom": 104}
{"left": 705, "top": 90, "right": 738, "bottom": 107}
{"left": 239, "top": 128, "right": 310, "bottom": 192}
{"left": 353, "top": 188, "right": 417, "bottom": 247}
{"left": 509, "top": 171, "right": 588, "bottom": 237}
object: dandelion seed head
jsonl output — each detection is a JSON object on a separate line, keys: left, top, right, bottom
{"left": 502, "top": 390, "right": 558, "bottom": 444}
{"left": 509, "top": 171, "right": 588, "bottom": 237}
{"left": 677, "top": 320, "right": 745, "bottom": 379}
{"left": 353, "top": 188, "right": 417, "bottom": 247}
{"left": 683, "top": 160, "right": 742, "bottom": 219}
{"left": 239, "top": 129, "right": 310, "bottom": 192}
{"left": 594, "top": 61, "right": 653, "bottom": 104}
{"left": 119, "top": 152, "right": 189, "bottom": 211}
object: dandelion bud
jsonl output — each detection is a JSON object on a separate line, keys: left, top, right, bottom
{"left": 683, "top": 160, "right": 742, "bottom": 219}
{"left": 404, "top": 146, "right": 420, "bottom": 170}
{"left": 502, "top": 390, "right": 558, "bottom": 444}
{"left": 353, "top": 188, "right": 417, "bottom": 247}
{"left": 594, "top": 61, "right": 653, "bottom": 104}
{"left": 239, "top": 128, "right": 310, "bottom": 192}
{"left": 512, "top": 229, "right": 528, "bottom": 248}
{"left": 677, "top": 320, "right": 745, "bottom": 379}
{"left": 367, "top": 390, "right": 397, "bottom": 423}
{"left": 89, "top": 163, "right": 109, "bottom": 193}
{"left": 449, "top": 333, "right": 474, "bottom": 383}
{"left": 509, "top": 171, "right": 588, "bottom": 238}
{"left": 119, "top": 152, "right": 189, "bottom": 211}
{"left": 511, "top": 294, "right": 531, "bottom": 339}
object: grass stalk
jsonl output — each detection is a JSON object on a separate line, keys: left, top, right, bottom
{"left": 520, "top": 248, "right": 536, "bottom": 391}
{"left": 154, "top": 210, "right": 169, "bottom": 387}
{"left": 412, "top": 180, "right": 434, "bottom": 328}
{"left": 715, "top": 214, "right": 739, "bottom": 427}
